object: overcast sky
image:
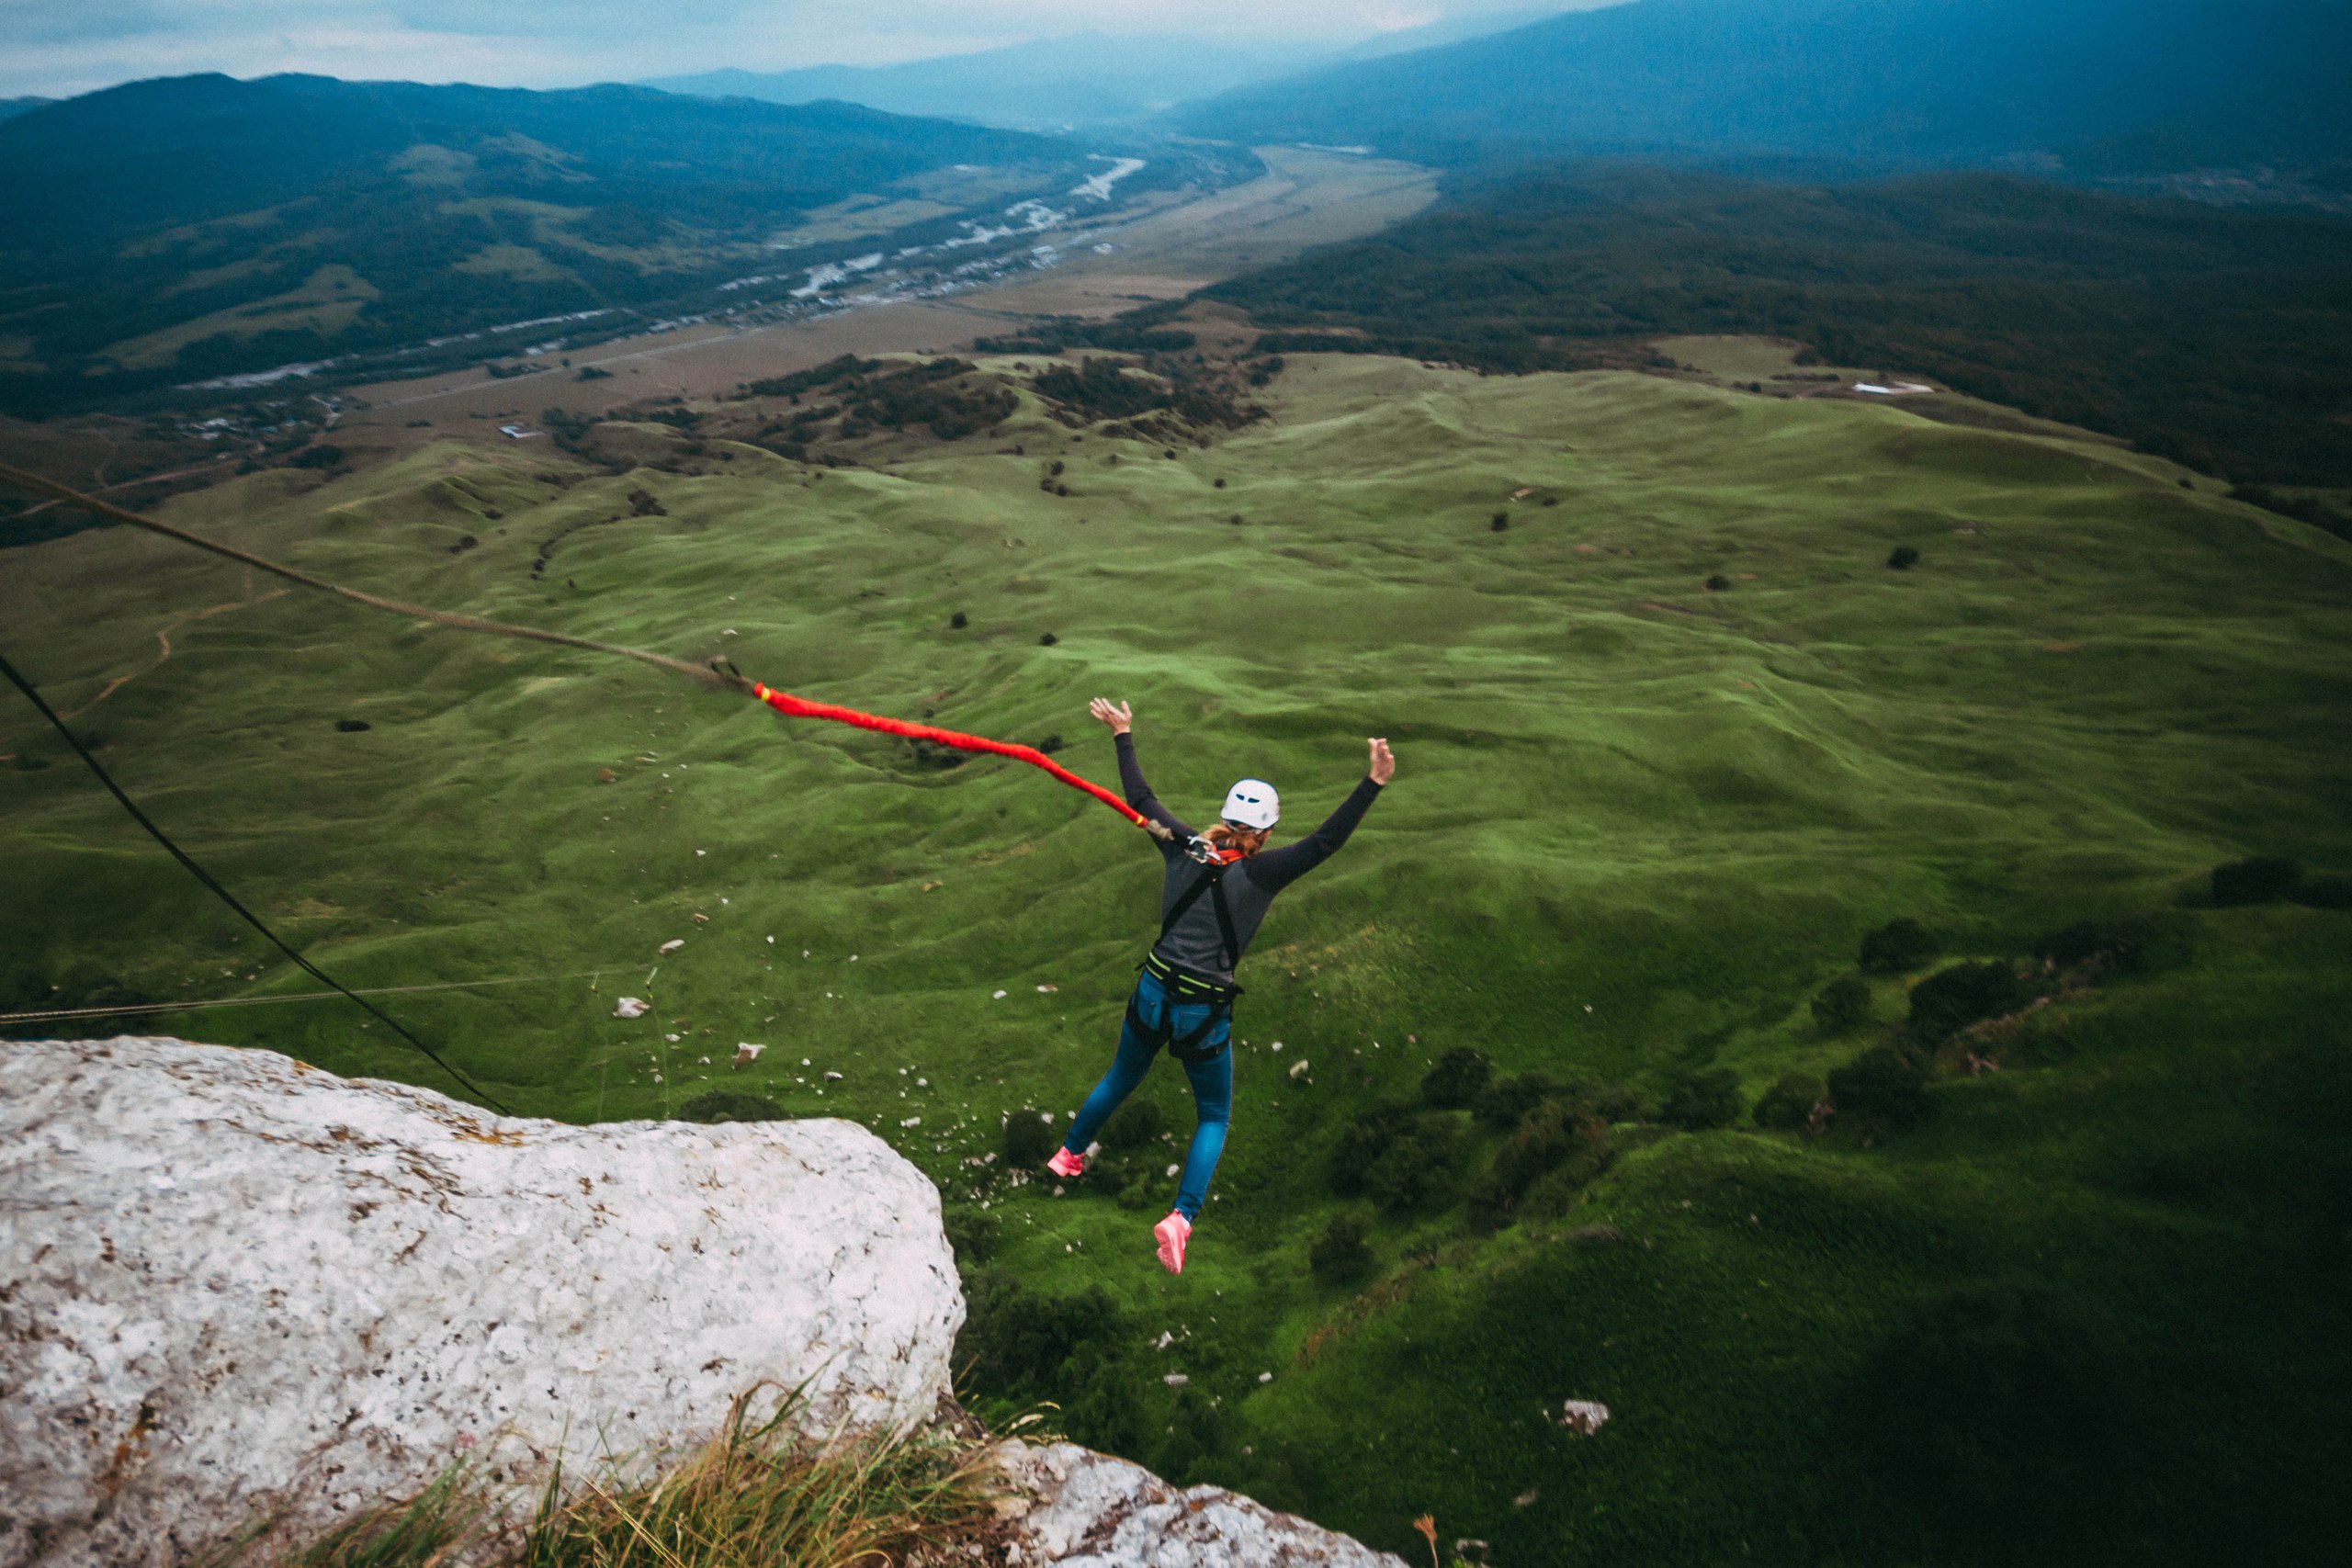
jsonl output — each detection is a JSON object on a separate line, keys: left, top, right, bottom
{"left": 0, "top": 1, "right": 1610, "bottom": 101}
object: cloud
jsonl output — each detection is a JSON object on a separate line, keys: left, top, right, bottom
{"left": 0, "top": 0, "right": 1577, "bottom": 99}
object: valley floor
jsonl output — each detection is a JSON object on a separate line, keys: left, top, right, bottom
{"left": 4, "top": 352, "right": 2347, "bottom": 1564}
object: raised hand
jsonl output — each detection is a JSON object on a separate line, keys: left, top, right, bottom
{"left": 1090, "top": 697, "right": 1134, "bottom": 735}
{"left": 1368, "top": 737, "right": 1395, "bottom": 784}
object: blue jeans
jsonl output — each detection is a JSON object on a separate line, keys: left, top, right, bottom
{"left": 1062, "top": 969, "right": 1232, "bottom": 1222}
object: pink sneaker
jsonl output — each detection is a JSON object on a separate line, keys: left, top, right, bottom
{"left": 1154, "top": 1212, "right": 1192, "bottom": 1274}
{"left": 1046, "top": 1146, "right": 1086, "bottom": 1179}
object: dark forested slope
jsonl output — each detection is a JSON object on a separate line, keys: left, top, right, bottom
{"left": 0, "top": 74, "right": 1087, "bottom": 412}
{"left": 1210, "top": 164, "right": 2352, "bottom": 486}
{"left": 1171, "top": 0, "right": 2352, "bottom": 176}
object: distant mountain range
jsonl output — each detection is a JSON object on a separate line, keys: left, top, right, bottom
{"left": 1170, "top": 0, "right": 2352, "bottom": 175}
{"left": 643, "top": 14, "right": 1563, "bottom": 131}
{"left": 0, "top": 73, "right": 1116, "bottom": 413}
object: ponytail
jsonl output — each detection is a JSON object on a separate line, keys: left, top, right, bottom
{"left": 1204, "top": 821, "right": 1271, "bottom": 857}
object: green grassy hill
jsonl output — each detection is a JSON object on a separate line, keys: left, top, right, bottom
{"left": 4, "top": 353, "right": 2348, "bottom": 1563}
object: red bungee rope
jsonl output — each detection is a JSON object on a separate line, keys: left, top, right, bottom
{"left": 751, "top": 682, "right": 1170, "bottom": 840}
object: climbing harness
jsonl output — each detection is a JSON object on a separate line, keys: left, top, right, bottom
{"left": 1130, "top": 955, "right": 1238, "bottom": 1065}
{"left": 1126, "top": 846, "right": 1246, "bottom": 1063}
{"left": 0, "top": 460, "right": 1170, "bottom": 840}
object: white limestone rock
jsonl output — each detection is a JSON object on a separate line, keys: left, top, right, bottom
{"left": 0, "top": 1036, "right": 961, "bottom": 1568}
{"left": 996, "top": 1442, "right": 1411, "bottom": 1568}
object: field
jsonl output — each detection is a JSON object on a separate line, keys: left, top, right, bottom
{"left": 334, "top": 147, "right": 1436, "bottom": 428}
{"left": 5, "top": 352, "right": 2349, "bottom": 1563}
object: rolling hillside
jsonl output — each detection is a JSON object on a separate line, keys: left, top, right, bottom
{"left": 1207, "top": 164, "right": 2352, "bottom": 488}
{"left": 4, "top": 345, "right": 2346, "bottom": 1563}
{"left": 1170, "top": 0, "right": 2352, "bottom": 175}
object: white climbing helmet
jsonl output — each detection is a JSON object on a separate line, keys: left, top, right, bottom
{"left": 1220, "top": 778, "right": 1280, "bottom": 830}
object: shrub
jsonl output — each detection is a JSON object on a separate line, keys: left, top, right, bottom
{"left": 1419, "top": 1046, "right": 1493, "bottom": 1109}
{"left": 1908, "top": 960, "right": 2030, "bottom": 1042}
{"left": 1492, "top": 1100, "right": 1603, "bottom": 1195}
{"left": 1472, "top": 1072, "right": 1555, "bottom": 1130}
{"left": 1003, "top": 1110, "right": 1057, "bottom": 1167}
{"left": 1704, "top": 573, "right": 1731, "bottom": 592}
{"left": 1826, "top": 1045, "right": 1930, "bottom": 1137}
{"left": 1859, "top": 917, "right": 1939, "bottom": 974}
{"left": 1100, "top": 1098, "right": 1164, "bottom": 1152}
{"left": 1038, "top": 632, "right": 1058, "bottom": 647}
{"left": 1564, "top": 1077, "right": 1642, "bottom": 1122}
{"left": 942, "top": 1206, "right": 1001, "bottom": 1264}
{"left": 1476, "top": 1101, "right": 1611, "bottom": 1227}
{"left": 2211, "top": 855, "right": 2301, "bottom": 906}
{"left": 1329, "top": 1102, "right": 1421, "bottom": 1195}
{"left": 289, "top": 444, "right": 345, "bottom": 469}
{"left": 2296, "top": 874, "right": 2352, "bottom": 910}
{"left": 1364, "top": 1117, "right": 1461, "bottom": 1213}
{"left": 1307, "top": 1213, "right": 1374, "bottom": 1286}
{"left": 1520, "top": 1135, "right": 1611, "bottom": 1218}
{"left": 677, "top": 1090, "right": 783, "bottom": 1123}
{"left": 1753, "top": 1071, "right": 1826, "bottom": 1131}
{"left": 1812, "top": 973, "right": 1871, "bottom": 1032}
{"left": 949, "top": 611, "right": 967, "bottom": 629}
{"left": 2031, "top": 916, "right": 2154, "bottom": 973}
{"left": 1490, "top": 512, "right": 1510, "bottom": 531}
{"left": 1858, "top": 1279, "right": 2141, "bottom": 1541}
{"left": 958, "top": 1271, "right": 1125, "bottom": 1397}
{"left": 1887, "top": 544, "right": 1920, "bottom": 569}
{"left": 1660, "top": 1066, "right": 1743, "bottom": 1130}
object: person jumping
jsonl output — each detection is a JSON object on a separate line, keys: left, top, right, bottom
{"left": 1048, "top": 697, "right": 1395, "bottom": 1273}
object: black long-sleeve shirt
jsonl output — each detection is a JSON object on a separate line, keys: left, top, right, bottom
{"left": 1115, "top": 731, "right": 1383, "bottom": 987}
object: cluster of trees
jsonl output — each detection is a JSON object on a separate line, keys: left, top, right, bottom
{"left": 1025, "top": 356, "right": 1263, "bottom": 433}
{"left": 1207, "top": 164, "right": 2352, "bottom": 487}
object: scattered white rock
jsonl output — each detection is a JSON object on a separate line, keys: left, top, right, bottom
{"left": 734, "top": 1043, "right": 764, "bottom": 1067}
{"left": 901, "top": 1116, "right": 922, "bottom": 1128}
{"left": 658, "top": 938, "right": 685, "bottom": 953}
{"left": 1555, "top": 1399, "right": 1611, "bottom": 1436}
{"left": 994, "top": 989, "right": 1009, "bottom": 999}
{"left": 1162, "top": 1373, "right": 1190, "bottom": 1387}
{"left": 1259, "top": 1371, "right": 1273, "bottom": 1383}
{"left": 1287, "top": 1059, "right": 1310, "bottom": 1079}
{"left": 995, "top": 1443, "right": 1407, "bottom": 1568}
{"left": 0, "top": 1036, "right": 961, "bottom": 1568}
{"left": 1165, "top": 1162, "right": 1181, "bottom": 1177}
{"left": 612, "top": 997, "right": 650, "bottom": 1019}
{"left": 824, "top": 1071, "right": 843, "bottom": 1082}
{"left": 1037, "top": 983, "right": 1058, "bottom": 992}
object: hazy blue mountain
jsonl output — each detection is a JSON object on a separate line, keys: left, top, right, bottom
{"left": 645, "top": 15, "right": 1569, "bottom": 130}
{"left": 0, "top": 73, "right": 1086, "bottom": 411}
{"left": 1170, "top": 0, "right": 2352, "bottom": 174}
{"left": 0, "top": 96, "right": 52, "bottom": 122}
{"left": 647, "top": 34, "right": 1293, "bottom": 130}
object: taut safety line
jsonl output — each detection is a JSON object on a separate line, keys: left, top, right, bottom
{"left": 0, "top": 460, "right": 1170, "bottom": 836}
{"left": 0, "top": 648, "right": 514, "bottom": 1114}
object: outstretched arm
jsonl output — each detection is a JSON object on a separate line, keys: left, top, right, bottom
{"left": 1091, "top": 698, "right": 1192, "bottom": 843}
{"left": 1250, "top": 738, "right": 1393, "bottom": 894}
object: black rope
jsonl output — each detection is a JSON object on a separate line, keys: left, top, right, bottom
{"left": 0, "top": 647, "right": 513, "bottom": 1115}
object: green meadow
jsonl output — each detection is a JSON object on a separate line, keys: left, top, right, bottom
{"left": 5, "top": 354, "right": 2348, "bottom": 1563}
